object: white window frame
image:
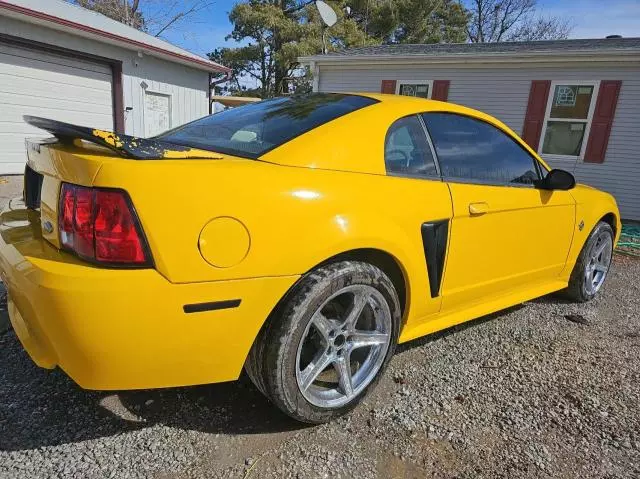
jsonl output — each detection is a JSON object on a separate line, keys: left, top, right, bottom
{"left": 539, "top": 80, "right": 600, "bottom": 162}
{"left": 395, "top": 80, "right": 433, "bottom": 99}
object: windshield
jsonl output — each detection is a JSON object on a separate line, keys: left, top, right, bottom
{"left": 155, "top": 93, "right": 378, "bottom": 159}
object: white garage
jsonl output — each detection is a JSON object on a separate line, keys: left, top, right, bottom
{"left": 0, "top": 0, "right": 229, "bottom": 175}
{"left": 1, "top": 41, "right": 115, "bottom": 173}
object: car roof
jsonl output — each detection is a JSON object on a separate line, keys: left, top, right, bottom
{"left": 260, "top": 92, "right": 543, "bottom": 175}
{"left": 343, "top": 92, "right": 501, "bottom": 119}
{"left": 351, "top": 92, "right": 437, "bottom": 103}
{"left": 333, "top": 92, "right": 531, "bottom": 149}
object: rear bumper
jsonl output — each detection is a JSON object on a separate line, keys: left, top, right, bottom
{"left": 0, "top": 200, "right": 298, "bottom": 390}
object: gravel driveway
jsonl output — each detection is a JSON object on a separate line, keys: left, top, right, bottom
{"left": 0, "top": 204, "right": 639, "bottom": 477}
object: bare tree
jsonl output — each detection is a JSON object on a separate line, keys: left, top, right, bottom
{"left": 143, "top": 0, "right": 215, "bottom": 38}
{"left": 71, "top": 0, "right": 214, "bottom": 38}
{"left": 465, "top": 0, "right": 571, "bottom": 43}
{"left": 74, "top": 0, "right": 144, "bottom": 28}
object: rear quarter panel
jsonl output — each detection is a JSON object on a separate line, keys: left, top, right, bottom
{"left": 93, "top": 159, "right": 452, "bottom": 324}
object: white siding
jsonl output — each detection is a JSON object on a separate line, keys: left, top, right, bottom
{"left": 0, "top": 15, "right": 209, "bottom": 164}
{"left": 121, "top": 54, "right": 209, "bottom": 137}
{"left": 317, "top": 62, "right": 640, "bottom": 220}
{"left": 0, "top": 41, "right": 114, "bottom": 173}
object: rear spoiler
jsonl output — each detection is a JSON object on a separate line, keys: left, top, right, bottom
{"left": 23, "top": 116, "right": 222, "bottom": 160}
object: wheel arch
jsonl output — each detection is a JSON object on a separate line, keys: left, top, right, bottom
{"left": 600, "top": 212, "right": 618, "bottom": 236}
{"left": 561, "top": 202, "right": 621, "bottom": 283}
{"left": 270, "top": 247, "right": 410, "bottom": 329}
{"left": 313, "top": 248, "right": 409, "bottom": 320}
{"left": 244, "top": 246, "right": 412, "bottom": 371}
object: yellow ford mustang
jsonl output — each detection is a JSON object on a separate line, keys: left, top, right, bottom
{"left": 1, "top": 93, "right": 620, "bottom": 423}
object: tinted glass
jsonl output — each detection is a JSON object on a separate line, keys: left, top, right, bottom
{"left": 156, "top": 93, "right": 378, "bottom": 158}
{"left": 385, "top": 115, "right": 438, "bottom": 177}
{"left": 422, "top": 113, "right": 541, "bottom": 185}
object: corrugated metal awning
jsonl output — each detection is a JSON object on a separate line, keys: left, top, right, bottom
{"left": 211, "top": 96, "right": 261, "bottom": 108}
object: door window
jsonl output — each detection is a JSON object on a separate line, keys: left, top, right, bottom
{"left": 384, "top": 115, "right": 438, "bottom": 177}
{"left": 422, "top": 113, "right": 541, "bottom": 185}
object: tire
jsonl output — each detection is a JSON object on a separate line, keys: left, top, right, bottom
{"left": 245, "top": 261, "right": 401, "bottom": 423}
{"left": 564, "top": 221, "right": 614, "bottom": 302}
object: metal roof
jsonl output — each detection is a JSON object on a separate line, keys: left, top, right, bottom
{"left": 0, "top": 0, "right": 229, "bottom": 73}
{"left": 302, "top": 37, "right": 640, "bottom": 64}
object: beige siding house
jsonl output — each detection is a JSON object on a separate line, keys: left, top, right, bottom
{"left": 301, "top": 39, "right": 640, "bottom": 220}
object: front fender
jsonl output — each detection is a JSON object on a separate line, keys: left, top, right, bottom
{"left": 560, "top": 184, "right": 621, "bottom": 281}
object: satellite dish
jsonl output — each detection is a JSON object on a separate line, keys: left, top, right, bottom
{"left": 316, "top": 0, "right": 337, "bottom": 27}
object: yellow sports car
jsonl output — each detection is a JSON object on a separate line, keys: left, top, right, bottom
{"left": 0, "top": 93, "right": 620, "bottom": 423}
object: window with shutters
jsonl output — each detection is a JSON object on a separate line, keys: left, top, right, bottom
{"left": 396, "top": 80, "right": 433, "bottom": 99}
{"left": 540, "top": 81, "right": 599, "bottom": 159}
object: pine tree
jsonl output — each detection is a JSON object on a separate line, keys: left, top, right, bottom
{"left": 211, "top": 0, "right": 372, "bottom": 98}
{"left": 346, "top": 0, "right": 468, "bottom": 44}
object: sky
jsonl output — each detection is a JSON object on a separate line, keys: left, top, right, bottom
{"left": 153, "top": 0, "right": 640, "bottom": 58}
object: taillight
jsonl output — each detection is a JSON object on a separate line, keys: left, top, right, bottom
{"left": 58, "top": 183, "right": 152, "bottom": 267}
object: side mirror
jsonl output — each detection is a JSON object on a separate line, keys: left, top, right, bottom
{"left": 536, "top": 169, "right": 576, "bottom": 191}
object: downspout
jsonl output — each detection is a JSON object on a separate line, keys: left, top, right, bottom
{"left": 208, "top": 72, "right": 212, "bottom": 114}
{"left": 310, "top": 60, "right": 319, "bottom": 92}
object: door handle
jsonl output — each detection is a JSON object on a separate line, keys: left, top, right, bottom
{"left": 469, "top": 202, "right": 489, "bottom": 215}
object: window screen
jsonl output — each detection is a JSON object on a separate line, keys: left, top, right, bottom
{"left": 541, "top": 84, "right": 596, "bottom": 156}
{"left": 398, "top": 83, "right": 430, "bottom": 98}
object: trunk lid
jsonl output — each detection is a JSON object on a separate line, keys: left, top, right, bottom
{"left": 21, "top": 116, "right": 226, "bottom": 250}
{"left": 23, "top": 138, "right": 108, "bottom": 249}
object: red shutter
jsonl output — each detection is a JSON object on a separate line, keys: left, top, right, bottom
{"left": 381, "top": 80, "right": 397, "bottom": 94}
{"left": 432, "top": 80, "right": 450, "bottom": 101}
{"left": 521, "top": 80, "right": 551, "bottom": 151}
{"left": 584, "top": 81, "right": 622, "bottom": 163}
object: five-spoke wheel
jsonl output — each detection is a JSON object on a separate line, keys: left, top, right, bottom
{"left": 584, "top": 228, "right": 613, "bottom": 295}
{"left": 566, "top": 220, "right": 614, "bottom": 302}
{"left": 296, "top": 285, "right": 392, "bottom": 408}
{"left": 245, "top": 261, "right": 400, "bottom": 423}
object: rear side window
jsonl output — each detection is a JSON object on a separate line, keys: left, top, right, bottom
{"left": 385, "top": 116, "right": 438, "bottom": 177}
{"left": 156, "top": 93, "right": 378, "bottom": 159}
{"left": 422, "top": 113, "right": 541, "bottom": 185}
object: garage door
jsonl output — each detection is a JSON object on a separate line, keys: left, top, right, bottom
{"left": 0, "top": 41, "right": 114, "bottom": 174}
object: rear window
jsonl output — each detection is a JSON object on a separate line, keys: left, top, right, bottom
{"left": 156, "top": 93, "right": 378, "bottom": 159}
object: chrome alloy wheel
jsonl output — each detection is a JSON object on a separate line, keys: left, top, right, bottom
{"left": 295, "top": 284, "right": 392, "bottom": 408}
{"left": 584, "top": 229, "right": 613, "bottom": 295}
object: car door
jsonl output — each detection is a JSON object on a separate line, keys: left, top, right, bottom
{"left": 421, "top": 112, "right": 575, "bottom": 313}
